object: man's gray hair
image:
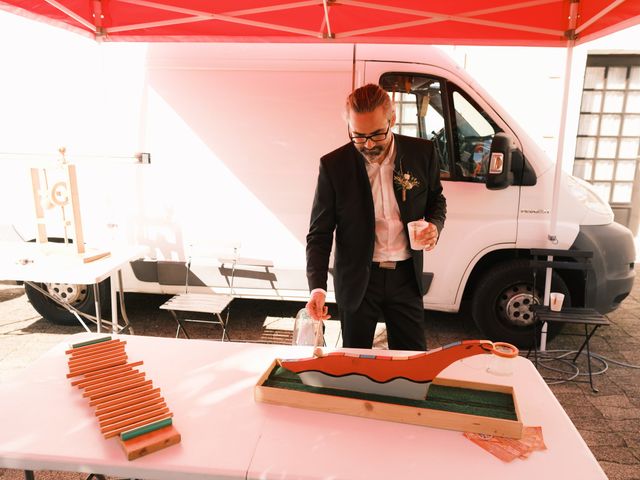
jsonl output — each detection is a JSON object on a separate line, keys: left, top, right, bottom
{"left": 345, "top": 83, "right": 394, "bottom": 120}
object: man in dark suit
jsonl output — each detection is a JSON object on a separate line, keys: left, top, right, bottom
{"left": 306, "top": 83, "right": 447, "bottom": 351}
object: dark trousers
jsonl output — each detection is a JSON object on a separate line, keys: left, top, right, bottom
{"left": 339, "top": 259, "right": 427, "bottom": 351}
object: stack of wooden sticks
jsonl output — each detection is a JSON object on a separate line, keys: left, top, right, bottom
{"left": 65, "top": 336, "right": 181, "bottom": 460}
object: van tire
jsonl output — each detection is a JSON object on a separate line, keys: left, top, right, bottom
{"left": 24, "top": 280, "right": 111, "bottom": 326}
{"left": 471, "top": 259, "right": 570, "bottom": 348}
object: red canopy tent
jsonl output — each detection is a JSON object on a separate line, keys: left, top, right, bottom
{"left": 0, "top": 0, "right": 638, "bottom": 46}
{"left": 1, "top": 0, "right": 639, "bottom": 348}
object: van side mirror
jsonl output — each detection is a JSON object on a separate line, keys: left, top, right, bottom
{"left": 486, "top": 133, "right": 514, "bottom": 190}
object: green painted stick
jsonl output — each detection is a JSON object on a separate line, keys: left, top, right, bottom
{"left": 72, "top": 336, "right": 112, "bottom": 349}
{"left": 120, "top": 417, "right": 173, "bottom": 441}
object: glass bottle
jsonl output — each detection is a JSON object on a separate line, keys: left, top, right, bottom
{"left": 292, "top": 308, "right": 322, "bottom": 346}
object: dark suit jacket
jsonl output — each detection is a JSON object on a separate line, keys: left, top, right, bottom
{"left": 306, "top": 134, "right": 447, "bottom": 312}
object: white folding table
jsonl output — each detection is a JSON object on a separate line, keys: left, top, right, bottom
{"left": 0, "top": 242, "right": 145, "bottom": 333}
{"left": 0, "top": 333, "right": 606, "bottom": 479}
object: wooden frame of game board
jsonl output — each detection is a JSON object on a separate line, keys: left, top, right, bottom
{"left": 66, "top": 336, "right": 181, "bottom": 460}
{"left": 255, "top": 359, "right": 523, "bottom": 439}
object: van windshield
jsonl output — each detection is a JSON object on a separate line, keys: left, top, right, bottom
{"left": 451, "top": 90, "right": 500, "bottom": 182}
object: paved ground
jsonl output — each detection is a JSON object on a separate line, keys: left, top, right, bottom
{"left": 1, "top": 273, "right": 639, "bottom": 480}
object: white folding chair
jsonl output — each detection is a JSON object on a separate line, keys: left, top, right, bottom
{"left": 160, "top": 243, "right": 239, "bottom": 340}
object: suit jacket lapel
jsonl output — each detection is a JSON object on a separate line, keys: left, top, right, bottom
{"left": 392, "top": 135, "right": 408, "bottom": 221}
{"left": 353, "top": 145, "right": 376, "bottom": 226}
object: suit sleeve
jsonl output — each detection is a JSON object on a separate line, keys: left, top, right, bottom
{"left": 306, "top": 159, "right": 336, "bottom": 292}
{"left": 425, "top": 147, "right": 447, "bottom": 236}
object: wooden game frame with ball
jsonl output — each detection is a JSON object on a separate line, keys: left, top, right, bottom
{"left": 30, "top": 151, "right": 109, "bottom": 263}
{"left": 255, "top": 359, "right": 524, "bottom": 439}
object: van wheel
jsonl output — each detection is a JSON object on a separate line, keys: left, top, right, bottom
{"left": 24, "top": 280, "right": 110, "bottom": 326}
{"left": 471, "top": 259, "right": 570, "bottom": 348}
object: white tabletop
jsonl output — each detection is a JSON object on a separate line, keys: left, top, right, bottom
{"left": 0, "top": 242, "right": 146, "bottom": 284}
{"left": 0, "top": 334, "right": 606, "bottom": 480}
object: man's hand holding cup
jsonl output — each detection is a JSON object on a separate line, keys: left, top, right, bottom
{"left": 408, "top": 219, "right": 439, "bottom": 251}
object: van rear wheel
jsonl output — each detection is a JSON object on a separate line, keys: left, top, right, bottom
{"left": 471, "top": 259, "right": 570, "bottom": 348}
{"left": 24, "top": 280, "right": 110, "bottom": 326}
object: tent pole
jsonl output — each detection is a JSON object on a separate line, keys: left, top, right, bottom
{"left": 540, "top": 0, "right": 579, "bottom": 352}
{"left": 547, "top": 40, "right": 576, "bottom": 245}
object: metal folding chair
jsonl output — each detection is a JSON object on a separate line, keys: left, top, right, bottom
{"left": 530, "top": 248, "right": 610, "bottom": 392}
{"left": 160, "top": 245, "right": 237, "bottom": 340}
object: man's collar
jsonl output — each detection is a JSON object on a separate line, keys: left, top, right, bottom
{"left": 383, "top": 134, "right": 396, "bottom": 166}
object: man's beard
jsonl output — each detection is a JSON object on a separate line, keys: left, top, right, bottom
{"left": 358, "top": 145, "right": 384, "bottom": 161}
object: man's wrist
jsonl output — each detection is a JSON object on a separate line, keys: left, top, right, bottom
{"left": 310, "top": 288, "right": 327, "bottom": 297}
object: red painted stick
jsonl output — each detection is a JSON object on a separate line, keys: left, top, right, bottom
{"left": 66, "top": 340, "right": 126, "bottom": 357}
{"left": 89, "top": 382, "right": 153, "bottom": 407}
{"left": 95, "top": 387, "right": 161, "bottom": 414}
{"left": 102, "top": 409, "right": 171, "bottom": 438}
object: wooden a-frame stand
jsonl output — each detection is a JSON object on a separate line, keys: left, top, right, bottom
{"left": 30, "top": 156, "right": 109, "bottom": 264}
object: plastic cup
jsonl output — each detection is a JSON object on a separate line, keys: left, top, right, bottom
{"left": 292, "top": 308, "right": 323, "bottom": 346}
{"left": 407, "top": 220, "right": 429, "bottom": 250}
{"left": 486, "top": 342, "right": 519, "bottom": 376}
{"left": 550, "top": 292, "right": 565, "bottom": 312}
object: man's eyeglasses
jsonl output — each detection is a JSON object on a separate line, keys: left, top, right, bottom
{"left": 349, "top": 122, "right": 391, "bottom": 145}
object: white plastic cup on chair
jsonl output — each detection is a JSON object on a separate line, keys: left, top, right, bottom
{"left": 550, "top": 292, "right": 565, "bottom": 312}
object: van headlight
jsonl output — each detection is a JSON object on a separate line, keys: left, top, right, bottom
{"left": 567, "top": 176, "right": 612, "bottom": 215}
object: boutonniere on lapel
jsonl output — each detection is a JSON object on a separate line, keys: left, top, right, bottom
{"left": 393, "top": 166, "right": 420, "bottom": 202}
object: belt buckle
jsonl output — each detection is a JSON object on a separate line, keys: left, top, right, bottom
{"left": 379, "top": 261, "right": 396, "bottom": 270}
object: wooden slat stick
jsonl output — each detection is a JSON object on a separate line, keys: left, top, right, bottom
{"left": 66, "top": 339, "right": 125, "bottom": 357}
{"left": 89, "top": 382, "right": 153, "bottom": 407}
{"left": 78, "top": 358, "right": 134, "bottom": 376}
{"left": 70, "top": 336, "right": 112, "bottom": 349}
{"left": 97, "top": 391, "right": 163, "bottom": 419}
{"left": 68, "top": 340, "right": 124, "bottom": 359}
{"left": 84, "top": 378, "right": 149, "bottom": 401}
{"left": 95, "top": 388, "right": 161, "bottom": 415}
{"left": 104, "top": 412, "right": 173, "bottom": 440}
{"left": 102, "top": 409, "right": 172, "bottom": 438}
{"left": 83, "top": 372, "right": 146, "bottom": 398}
{"left": 66, "top": 164, "right": 85, "bottom": 255}
{"left": 69, "top": 350, "right": 127, "bottom": 371}
{"left": 67, "top": 355, "right": 128, "bottom": 378}
{"left": 30, "top": 168, "right": 48, "bottom": 243}
{"left": 121, "top": 418, "right": 173, "bottom": 441}
{"left": 69, "top": 348, "right": 126, "bottom": 370}
{"left": 99, "top": 401, "right": 167, "bottom": 429}
{"left": 68, "top": 348, "right": 126, "bottom": 368}
{"left": 73, "top": 361, "right": 143, "bottom": 384}
{"left": 74, "top": 367, "right": 139, "bottom": 389}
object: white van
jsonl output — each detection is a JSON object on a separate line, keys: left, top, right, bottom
{"left": 1, "top": 41, "right": 635, "bottom": 346}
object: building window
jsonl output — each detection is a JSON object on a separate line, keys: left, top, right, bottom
{"left": 574, "top": 55, "right": 640, "bottom": 232}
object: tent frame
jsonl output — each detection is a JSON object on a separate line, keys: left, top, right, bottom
{"left": 37, "top": 0, "right": 627, "bottom": 43}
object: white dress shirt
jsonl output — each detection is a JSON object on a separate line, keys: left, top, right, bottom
{"left": 365, "top": 136, "right": 411, "bottom": 262}
{"left": 310, "top": 136, "right": 411, "bottom": 298}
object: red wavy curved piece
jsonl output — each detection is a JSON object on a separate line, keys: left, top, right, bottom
{"left": 279, "top": 340, "right": 494, "bottom": 383}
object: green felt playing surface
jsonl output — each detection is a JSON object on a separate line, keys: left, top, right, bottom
{"left": 264, "top": 366, "right": 517, "bottom": 421}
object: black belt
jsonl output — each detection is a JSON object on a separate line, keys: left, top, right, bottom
{"left": 372, "top": 258, "right": 412, "bottom": 270}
